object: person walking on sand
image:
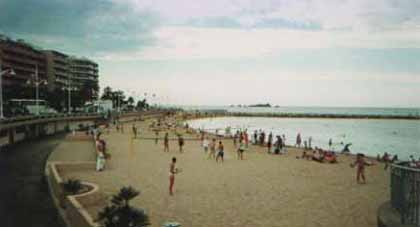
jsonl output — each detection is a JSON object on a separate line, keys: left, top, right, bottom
{"left": 267, "top": 132, "right": 273, "bottom": 153}
{"left": 164, "top": 133, "right": 169, "bottom": 152}
{"left": 308, "top": 136, "right": 312, "bottom": 149}
{"left": 208, "top": 138, "right": 216, "bottom": 159}
{"left": 233, "top": 131, "right": 238, "bottom": 148}
{"left": 216, "top": 141, "right": 224, "bottom": 163}
{"left": 351, "top": 153, "right": 367, "bottom": 184}
{"left": 296, "top": 133, "right": 302, "bottom": 147}
{"left": 132, "top": 124, "right": 137, "bottom": 138}
{"left": 282, "top": 134, "right": 287, "bottom": 153}
{"left": 237, "top": 140, "right": 245, "bottom": 160}
{"left": 95, "top": 138, "right": 106, "bottom": 171}
{"left": 155, "top": 131, "right": 159, "bottom": 145}
{"left": 244, "top": 131, "right": 249, "bottom": 148}
{"left": 169, "top": 157, "right": 179, "bottom": 195}
{"left": 178, "top": 135, "right": 185, "bottom": 153}
{"left": 253, "top": 130, "right": 258, "bottom": 145}
{"left": 202, "top": 137, "right": 209, "bottom": 153}
{"left": 328, "top": 138, "right": 333, "bottom": 150}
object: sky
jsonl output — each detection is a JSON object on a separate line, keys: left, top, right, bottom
{"left": 0, "top": 0, "right": 419, "bottom": 107}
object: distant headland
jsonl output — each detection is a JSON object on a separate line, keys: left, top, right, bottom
{"left": 230, "top": 103, "right": 272, "bottom": 108}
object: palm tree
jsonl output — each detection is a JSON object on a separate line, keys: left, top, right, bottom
{"left": 98, "top": 186, "right": 150, "bottom": 227}
{"left": 101, "top": 86, "right": 113, "bottom": 100}
{"left": 127, "top": 96, "right": 135, "bottom": 108}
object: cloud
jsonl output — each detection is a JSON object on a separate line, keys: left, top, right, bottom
{"left": 96, "top": 25, "right": 420, "bottom": 62}
{"left": 182, "top": 16, "right": 322, "bottom": 30}
{"left": 127, "top": 0, "right": 420, "bottom": 32}
{"left": 185, "top": 17, "right": 242, "bottom": 28}
{"left": 0, "top": 0, "right": 160, "bottom": 55}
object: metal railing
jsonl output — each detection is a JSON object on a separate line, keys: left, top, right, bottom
{"left": 391, "top": 163, "right": 420, "bottom": 226}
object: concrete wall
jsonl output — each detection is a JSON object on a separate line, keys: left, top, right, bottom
{"left": 0, "top": 119, "right": 96, "bottom": 148}
{"left": 0, "top": 111, "right": 169, "bottom": 149}
{"left": 48, "top": 162, "right": 101, "bottom": 227}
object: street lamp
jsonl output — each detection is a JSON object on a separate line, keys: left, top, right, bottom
{"left": 62, "top": 73, "right": 77, "bottom": 114}
{"left": 0, "top": 61, "right": 16, "bottom": 119}
{"left": 26, "top": 65, "right": 47, "bottom": 116}
{"left": 62, "top": 86, "right": 77, "bottom": 114}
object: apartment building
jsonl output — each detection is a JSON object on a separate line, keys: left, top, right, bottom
{"left": 44, "top": 50, "right": 69, "bottom": 91}
{"left": 0, "top": 35, "right": 99, "bottom": 104}
{"left": 0, "top": 36, "right": 47, "bottom": 87}
{"left": 67, "top": 56, "right": 99, "bottom": 90}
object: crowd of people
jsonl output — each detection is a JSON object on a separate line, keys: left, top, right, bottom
{"left": 92, "top": 116, "right": 402, "bottom": 195}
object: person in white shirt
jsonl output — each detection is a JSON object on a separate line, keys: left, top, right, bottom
{"left": 202, "top": 137, "right": 209, "bottom": 153}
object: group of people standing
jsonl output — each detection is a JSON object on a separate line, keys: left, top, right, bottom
{"left": 202, "top": 137, "right": 226, "bottom": 162}
{"left": 295, "top": 133, "right": 314, "bottom": 150}
{"left": 162, "top": 132, "right": 185, "bottom": 153}
{"left": 251, "top": 130, "right": 287, "bottom": 154}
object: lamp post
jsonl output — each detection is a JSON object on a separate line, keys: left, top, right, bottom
{"left": 62, "top": 73, "right": 76, "bottom": 114}
{"left": 152, "top": 93, "right": 156, "bottom": 108}
{"left": 0, "top": 61, "right": 16, "bottom": 119}
{"left": 27, "top": 65, "right": 47, "bottom": 116}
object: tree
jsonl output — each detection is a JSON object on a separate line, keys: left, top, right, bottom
{"left": 136, "top": 99, "right": 149, "bottom": 111}
{"left": 63, "top": 178, "right": 82, "bottom": 195}
{"left": 98, "top": 186, "right": 150, "bottom": 227}
{"left": 113, "top": 90, "right": 126, "bottom": 109}
{"left": 127, "top": 97, "right": 134, "bottom": 106}
{"left": 101, "top": 86, "right": 113, "bottom": 100}
{"left": 46, "top": 88, "right": 65, "bottom": 112}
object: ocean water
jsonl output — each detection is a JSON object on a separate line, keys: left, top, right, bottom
{"left": 186, "top": 117, "right": 420, "bottom": 160}
{"left": 180, "top": 106, "right": 420, "bottom": 117}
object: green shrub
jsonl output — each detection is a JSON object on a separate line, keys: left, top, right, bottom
{"left": 98, "top": 186, "right": 150, "bottom": 227}
{"left": 63, "top": 178, "right": 82, "bottom": 195}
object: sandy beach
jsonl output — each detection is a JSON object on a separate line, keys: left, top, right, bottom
{"left": 54, "top": 117, "right": 390, "bottom": 227}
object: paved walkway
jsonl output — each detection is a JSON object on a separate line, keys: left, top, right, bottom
{"left": 0, "top": 135, "right": 65, "bottom": 227}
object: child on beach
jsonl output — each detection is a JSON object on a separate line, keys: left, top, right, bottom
{"left": 95, "top": 138, "right": 106, "bottom": 171}
{"left": 267, "top": 132, "right": 273, "bottom": 153}
{"left": 282, "top": 134, "right": 287, "bottom": 153}
{"left": 382, "top": 152, "right": 391, "bottom": 170}
{"left": 253, "top": 130, "right": 258, "bottom": 145}
{"left": 216, "top": 141, "right": 224, "bottom": 163}
{"left": 169, "top": 157, "right": 179, "bottom": 195}
{"left": 308, "top": 136, "right": 312, "bottom": 149}
{"left": 351, "top": 153, "right": 367, "bottom": 184}
{"left": 244, "top": 131, "right": 249, "bottom": 148}
{"left": 237, "top": 140, "right": 245, "bottom": 160}
{"left": 164, "top": 133, "right": 169, "bottom": 152}
{"left": 296, "top": 133, "right": 302, "bottom": 147}
{"left": 233, "top": 132, "right": 238, "bottom": 148}
{"left": 132, "top": 124, "right": 137, "bottom": 138}
{"left": 202, "top": 137, "right": 209, "bottom": 153}
{"left": 178, "top": 135, "right": 184, "bottom": 153}
{"left": 328, "top": 138, "right": 333, "bottom": 150}
{"left": 155, "top": 131, "right": 159, "bottom": 145}
{"left": 208, "top": 138, "right": 216, "bottom": 159}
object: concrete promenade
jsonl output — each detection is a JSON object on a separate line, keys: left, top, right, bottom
{"left": 0, "top": 135, "right": 65, "bottom": 227}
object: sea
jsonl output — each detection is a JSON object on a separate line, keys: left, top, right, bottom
{"left": 184, "top": 106, "right": 420, "bottom": 160}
